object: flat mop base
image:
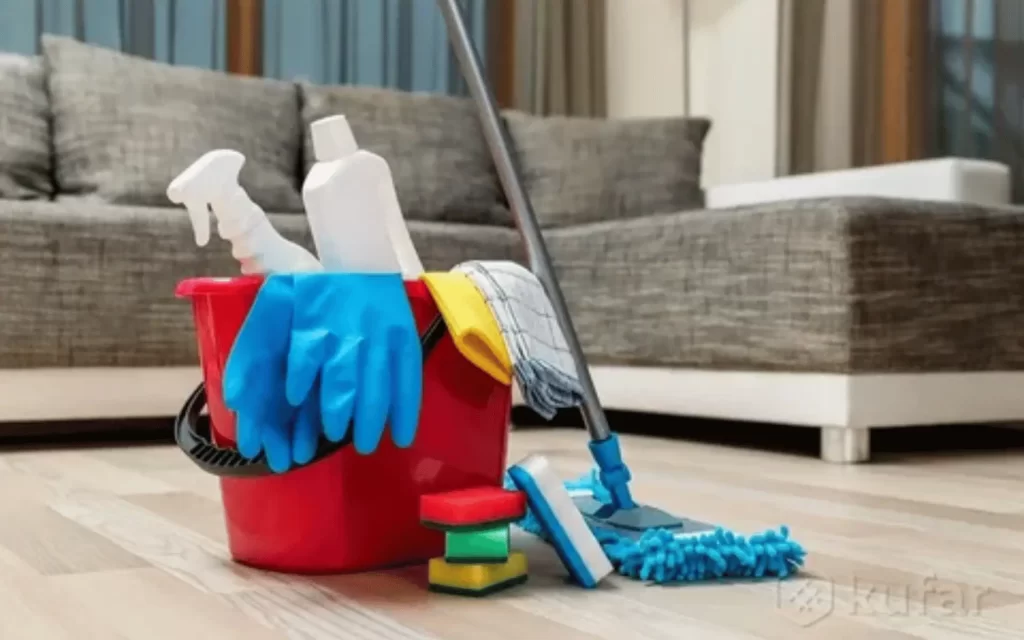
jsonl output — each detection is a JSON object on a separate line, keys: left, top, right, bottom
{"left": 573, "top": 496, "right": 716, "bottom": 541}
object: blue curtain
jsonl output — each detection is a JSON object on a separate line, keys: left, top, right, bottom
{"left": 933, "top": 0, "right": 996, "bottom": 159}
{"left": 0, "top": 0, "right": 490, "bottom": 96}
{"left": 261, "top": 0, "right": 490, "bottom": 95}
{"left": 0, "top": 0, "right": 227, "bottom": 70}
{"left": 931, "top": 0, "right": 1024, "bottom": 200}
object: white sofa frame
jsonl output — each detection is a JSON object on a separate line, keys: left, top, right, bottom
{"left": 1, "top": 158, "right": 1017, "bottom": 464}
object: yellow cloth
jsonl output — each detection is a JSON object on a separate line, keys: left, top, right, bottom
{"left": 421, "top": 271, "right": 512, "bottom": 386}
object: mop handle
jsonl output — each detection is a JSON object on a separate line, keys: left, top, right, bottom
{"left": 437, "top": 0, "right": 612, "bottom": 443}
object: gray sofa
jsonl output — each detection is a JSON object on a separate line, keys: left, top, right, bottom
{"left": 4, "top": 36, "right": 1024, "bottom": 462}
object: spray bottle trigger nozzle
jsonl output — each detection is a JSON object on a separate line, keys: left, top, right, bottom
{"left": 185, "top": 198, "right": 211, "bottom": 246}
{"left": 167, "top": 149, "right": 246, "bottom": 248}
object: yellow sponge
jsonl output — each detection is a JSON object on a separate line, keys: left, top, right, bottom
{"left": 428, "top": 552, "right": 528, "bottom": 596}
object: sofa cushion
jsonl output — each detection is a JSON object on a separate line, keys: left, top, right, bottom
{"left": 504, "top": 111, "right": 711, "bottom": 228}
{"left": 0, "top": 54, "right": 51, "bottom": 199}
{"left": 41, "top": 35, "right": 303, "bottom": 212}
{"left": 548, "top": 197, "right": 1024, "bottom": 373}
{"left": 300, "top": 83, "right": 510, "bottom": 226}
{"left": 0, "top": 199, "right": 522, "bottom": 368}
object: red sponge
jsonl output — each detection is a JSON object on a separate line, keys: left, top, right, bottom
{"left": 420, "top": 487, "right": 527, "bottom": 531}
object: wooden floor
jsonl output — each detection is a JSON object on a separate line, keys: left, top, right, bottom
{"left": 1, "top": 427, "right": 1023, "bottom": 639}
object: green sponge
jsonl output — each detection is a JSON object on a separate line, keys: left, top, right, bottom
{"left": 445, "top": 524, "right": 510, "bottom": 564}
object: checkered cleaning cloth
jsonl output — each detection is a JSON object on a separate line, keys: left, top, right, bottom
{"left": 454, "top": 260, "right": 584, "bottom": 419}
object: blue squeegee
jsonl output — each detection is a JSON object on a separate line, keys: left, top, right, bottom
{"left": 507, "top": 455, "right": 613, "bottom": 588}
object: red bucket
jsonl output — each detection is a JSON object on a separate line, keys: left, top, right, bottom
{"left": 174, "top": 276, "right": 512, "bottom": 573}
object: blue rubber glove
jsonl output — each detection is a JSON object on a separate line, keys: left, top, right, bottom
{"left": 222, "top": 275, "right": 322, "bottom": 473}
{"left": 285, "top": 272, "right": 423, "bottom": 454}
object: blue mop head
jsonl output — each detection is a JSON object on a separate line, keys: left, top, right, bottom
{"left": 505, "top": 468, "right": 806, "bottom": 584}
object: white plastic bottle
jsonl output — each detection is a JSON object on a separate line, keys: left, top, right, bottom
{"left": 168, "top": 150, "right": 323, "bottom": 274}
{"left": 304, "top": 115, "right": 424, "bottom": 278}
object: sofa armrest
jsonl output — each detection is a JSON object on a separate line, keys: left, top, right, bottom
{"left": 705, "top": 158, "right": 1011, "bottom": 210}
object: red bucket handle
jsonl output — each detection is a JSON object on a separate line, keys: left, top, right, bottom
{"left": 174, "top": 313, "right": 448, "bottom": 477}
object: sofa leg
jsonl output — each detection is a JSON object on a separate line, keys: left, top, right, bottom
{"left": 820, "top": 427, "right": 870, "bottom": 463}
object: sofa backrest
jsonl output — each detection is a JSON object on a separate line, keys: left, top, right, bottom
{"left": 0, "top": 53, "right": 51, "bottom": 200}
{"left": 501, "top": 109, "right": 710, "bottom": 228}
{"left": 43, "top": 35, "right": 305, "bottom": 213}
{"left": 0, "top": 35, "right": 711, "bottom": 228}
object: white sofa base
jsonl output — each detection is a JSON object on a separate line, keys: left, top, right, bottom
{"left": 3, "top": 366, "right": 1022, "bottom": 463}
{"left": 586, "top": 366, "right": 1024, "bottom": 463}
{"left": 0, "top": 367, "right": 203, "bottom": 423}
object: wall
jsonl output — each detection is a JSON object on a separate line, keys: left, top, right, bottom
{"left": 605, "top": 0, "right": 687, "bottom": 118}
{"left": 605, "top": 0, "right": 781, "bottom": 187}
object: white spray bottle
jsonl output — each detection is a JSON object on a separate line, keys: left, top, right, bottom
{"left": 303, "top": 115, "right": 424, "bottom": 278}
{"left": 168, "top": 150, "right": 322, "bottom": 274}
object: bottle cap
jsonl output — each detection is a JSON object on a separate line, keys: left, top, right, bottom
{"left": 311, "top": 115, "right": 359, "bottom": 161}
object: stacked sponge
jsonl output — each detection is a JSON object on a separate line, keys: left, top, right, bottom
{"left": 420, "top": 486, "right": 528, "bottom": 596}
